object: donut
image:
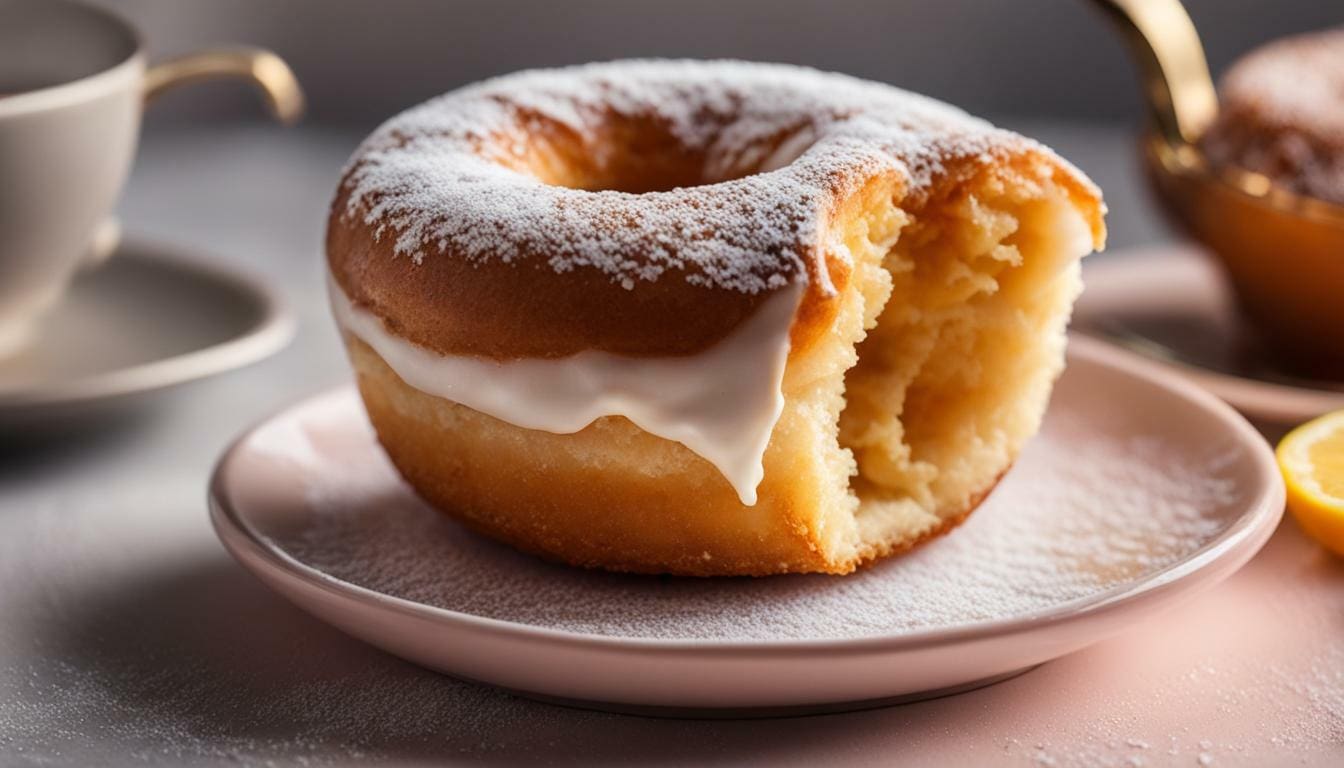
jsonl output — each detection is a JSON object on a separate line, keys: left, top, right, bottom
{"left": 327, "top": 60, "right": 1105, "bottom": 576}
{"left": 1202, "top": 27, "right": 1344, "bottom": 204}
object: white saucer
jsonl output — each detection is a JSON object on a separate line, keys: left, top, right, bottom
{"left": 1075, "top": 246, "right": 1344, "bottom": 424}
{"left": 209, "top": 337, "right": 1282, "bottom": 714}
{"left": 0, "top": 238, "right": 293, "bottom": 427}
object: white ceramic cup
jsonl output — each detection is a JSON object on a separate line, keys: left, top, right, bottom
{"left": 0, "top": 0, "right": 303, "bottom": 359}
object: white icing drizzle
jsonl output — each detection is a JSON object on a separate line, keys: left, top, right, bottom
{"left": 330, "top": 278, "right": 801, "bottom": 505}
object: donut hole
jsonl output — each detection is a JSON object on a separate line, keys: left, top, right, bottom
{"left": 507, "top": 113, "right": 818, "bottom": 194}
{"left": 791, "top": 164, "right": 1094, "bottom": 563}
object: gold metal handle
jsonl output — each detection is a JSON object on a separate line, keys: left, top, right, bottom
{"left": 1089, "top": 0, "right": 1217, "bottom": 145}
{"left": 144, "top": 48, "right": 305, "bottom": 125}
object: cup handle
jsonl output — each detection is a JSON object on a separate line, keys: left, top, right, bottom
{"left": 143, "top": 47, "right": 305, "bottom": 125}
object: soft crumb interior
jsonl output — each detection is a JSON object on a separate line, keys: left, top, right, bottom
{"left": 786, "top": 168, "right": 1094, "bottom": 566}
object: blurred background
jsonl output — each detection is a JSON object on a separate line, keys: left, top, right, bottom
{"left": 82, "top": 0, "right": 1341, "bottom": 255}
{"left": 88, "top": 0, "right": 1340, "bottom": 127}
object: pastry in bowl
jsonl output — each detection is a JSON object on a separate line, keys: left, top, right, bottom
{"left": 326, "top": 60, "right": 1105, "bottom": 576}
{"left": 1202, "top": 26, "right": 1344, "bottom": 205}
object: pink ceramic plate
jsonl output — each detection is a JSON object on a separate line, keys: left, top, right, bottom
{"left": 209, "top": 337, "right": 1283, "bottom": 715}
{"left": 1075, "top": 246, "right": 1344, "bottom": 424}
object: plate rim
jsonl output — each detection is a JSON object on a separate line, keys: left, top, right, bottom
{"left": 0, "top": 236, "right": 296, "bottom": 408}
{"left": 1078, "top": 247, "right": 1344, "bottom": 422}
{"left": 208, "top": 335, "right": 1284, "bottom": 656}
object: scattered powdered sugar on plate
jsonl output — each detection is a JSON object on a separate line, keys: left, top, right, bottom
{"left": 336, "top": 60, "right": 1088, "bottom": 295}
{"left": 264, "top": 389, "right": 1242, "bottom": 642}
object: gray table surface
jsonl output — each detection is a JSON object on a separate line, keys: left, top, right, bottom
{"left": 2, "top": 122, "right": 1339, "bottom": 767}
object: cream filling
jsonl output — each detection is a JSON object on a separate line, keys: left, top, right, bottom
{"left": 329, "top": 277, "right": 802, "bottom": 505}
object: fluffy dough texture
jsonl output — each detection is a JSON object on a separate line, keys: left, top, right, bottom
{"left": 328, "top": 60, "right": 1105, "bottom": 575}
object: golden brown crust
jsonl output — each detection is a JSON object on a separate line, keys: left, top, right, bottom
{"left": 327, "top": 192, "right": 792, "bottom": 360}
{"left": 348, "top": 335, "right": 998, "bottom": 576}
{"left": 328, "top": 145, "right": 1100, "bottom": 362}
{"left": 327, "top": 61, "right": 1103, "bottom": 361}
{"left": 325, "top": 143, "right": 881, "bottom": 361}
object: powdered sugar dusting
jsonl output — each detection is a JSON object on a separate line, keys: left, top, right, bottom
{"left": 338, "top": 60, "right": 1059, "bottom": 294}
{"left": 265, "top": 388, "right": 1242, "bottom": 642}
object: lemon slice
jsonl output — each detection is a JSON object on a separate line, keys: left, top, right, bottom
{"left": 1277, "top": 410, "right": 1344, "bottom": 556}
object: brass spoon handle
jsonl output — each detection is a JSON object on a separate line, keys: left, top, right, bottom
{"left": 1090, "top": 0, "right": 1218, "bottom": 145}
{"left": 143, "top": 48, "right": 305, "bottom": 125}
